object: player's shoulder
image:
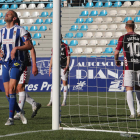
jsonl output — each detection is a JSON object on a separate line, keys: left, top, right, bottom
{"left": 0, "top": 26, "right": 6, "bottom": 30}
{"left": 14, "top": 25, "right": 25, "bottom": 30}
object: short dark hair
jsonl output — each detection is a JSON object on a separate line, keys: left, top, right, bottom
{"left": 126, "top": 20, "right": 135, "bottom": 31}
{"left": 15, "top": 18, "right": 20, "bottom": 25}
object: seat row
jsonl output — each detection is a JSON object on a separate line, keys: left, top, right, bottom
{"left": 23, "top": 25, "right": 47, "bottom": 31}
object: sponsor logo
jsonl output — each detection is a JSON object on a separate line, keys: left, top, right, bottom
{"left": 14, "top": 31, "right": 16, "bottom": 35}
{"left": 73, "top": 81, "right": 86, "bottom": 90}
{"left": 14, "top": 62, "right": 20, "bottom": 66}
{"left": 24, "top": 35, "right": 28, "bottom": 41}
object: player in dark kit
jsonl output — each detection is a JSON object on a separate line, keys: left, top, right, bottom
{"left": 47, "top": 35, "right": 70, "bottom": 106}
{"left": 114, "top": 20, "right": 140, "bottom": 118}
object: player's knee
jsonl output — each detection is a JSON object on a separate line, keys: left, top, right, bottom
{"left": 9, "top": 86, "right": 16, "bottom": 94}
{"left": 17, "top": 85, "right": 25, "bottom": 93}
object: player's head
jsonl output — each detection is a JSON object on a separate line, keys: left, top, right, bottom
{"left": 14, "top": 17, "right": 20, "bottom": 26}
{"left": 125, "top": 20, "right": 135, "bottom": 32}
{"left": 4, "top": 10, "right": 18, "bottom": 23}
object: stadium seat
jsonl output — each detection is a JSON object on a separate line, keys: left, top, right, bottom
{"left": 17, "top": 12, "right": 21, "bottom": 17}
{"left": 123, "top": 17, "right": 132, "bottom": 23}
{"left": 80, "top": 11, "right": 88, "bottom": 16}
{"left": 70, "top": 48, "right": 73, "bottom": 53}
{"left": 38, "top": 26, "right": 47, "bottom": 31}
{"left": 95, "top": 1, "right": 103, "bottom": 7}
{"left": 90, "top": 56, "right": 97, "bottom": 57}
{"left": 75, "top": 18, "right": 84, "bottom": 23}
{"left": 98, "top": 40, "right": 108, "bottom": 46}
{"left": 104, "top": 17, "right": 112, "bottom": 23}
{"left": 69, "top": 25, "right": 78, "bottom": 31}
{"left": 113, "top": 1, "right": 122, "bottom": 7}
{"left": 85, "top": 2, "right": 93, "bottom": 8}
{"left": 98, "top": 25, "right": 107, "bottom": 30}
{"left": 132, "top": 1, "right": 140, "bottom": 7}
{"left": 79, "top": 25, "right": 88, "bottom": 31}
{"left": 1, "top": 4, "right": 9, "bottom": 9}
{"left": 62, "top": 40, "right": 68, "bottom": 44}
{"left": 93, "top": 47, "right": 103, "bottom": 53}
{"left": 32, "top": 33, "right": 41, "bottom": 39}
{"left": 69, "top": 40, "right": 78, "bottom": 46}
{"left": 122, "top": 1, "right": 131, "bottom": 7}
{"left": 108, "top": 40, "right": 118, "bottom": 45}
{"left": 18, "top": 4, "right": 27, "bottom": 9}
{"left": 114, "top": 17, "right": 122, "bottom": 23}
{"left": 23, "top": 26, "right": 28, "bottom": 30}
{"left": 6, "top": 0, "right": 13, "bottom": 2}
{"left": 31, "top": 12, "right": 39, "bottom": 17}
{"left": 128, "top": 10, "right": 136, "bottom": 16}
{"left": 114, "top": 32, "right": 123, "bottom": 38}
{"left": 84, "top": 48, "right": 92, "bottom": 53}
{"left": 9, "top": 4, "right": 18, "bottom": 9}
{"left": 103, "top": 2, "right": 112, "bottom": 7}
{"left": 108, "top": 24, "right": 117, "bottom": 30}
{"left": 0, "top": 0, "right": 5, "bottom": 2}
{"left": 103, "top": 47, "right": 113, "bottom": 53}
{"left": 101, "top": 55, "right": 107, "bottom": 57}
{"left": 137, "top": 11, "right": 140, "bottom": 15}
{"left": 84, "top": 18, "right": 93, "bottom": 23}
{"left": 45, "top": 3, "right": 53, "bottom": 9}
{"left": 15, "top": 0, "right": 22, "bottom": 2}
{"left": 94, "top": 32, "right": 103, "bottom": 38}
{"left": 32, "top": 40, "right": 36, "bottom": 46}
{"left": 64, "top": 33, "right": 73, "bottom": 38}
{"left": 49, "top": 12, "right": 53, "bottom": 17}
{"left": 27, "top": 4, "right": 36, "bottom": 9}
{"left": 20, "top": 19, "right": 25, "bottom": 24}
{"left": 36, "top": 3, "right": 45, "bottom": 9}
{"left": 34, "top": 19, "right": 43, "bottom": 24}
{"left": 71, "top": 56, "right": 77, "bottom": 57}
{"left": 134, "top": 17, "right": 140, "bottom": 22}
{"left": 95, "top": 17, "right": 103, "bottom": 23}
{"left": 79, "top": 40, "right": 88, "bottom": 46}
{"left": 111, "top": 55, "right": 114, "bottom": 57}
{"left": 74, "top": 32, "right": 83, "bottom": 38}
{"left": 40, "top": 12, "right": 48, "bottom": 17}
{"left": 108, "top": 10, "right": 117, "bottom": 16}
{"left": 0, "top": 19, "right": 5, "bottom": 25}
{"left": 99, "top": 10, "right": 107, "bottom": 16}
{"left": 74, "top": 48, "right": 83, "bottom": 54}
{"left": 0, "top": 12, "right": 3, "bottom": 18}
{"left": 104, "top": 32, "right": 113, "bottom": 38}
{"left": 22, "top": 12, "right": 30, "bottom": 17}
{"left": 121, "top": 55, "right": 124, "bottom": 57}
{"left": 89, "top": 10, "right": 98, "bottom": 16}
{"left": 118, "top": 10, "right": 126, "bottom": 16}
{"left": 29, "top": 26, "right": 38, "bottom": 31}
{"left": 89, "top": 25, "right": 98, "bottom": 30}
{"left": 89, "top": 40, "right": 97, "bottom": 45}
{"left": 83, "top": 32, "right": 93, "bottom": 38}
{"left": 120, "top": 48, "right": 123, "bottom": 53}
{"left": 118, "top": 24, "right": 125, "bottom": 30}
{"left": 25, "top": 19, "right": 34, "bottom": 24}
{"left": 43, "top": 19, "right": 52, "bottom": 24}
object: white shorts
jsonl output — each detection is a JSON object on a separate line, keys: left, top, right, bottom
{"left": 123, "top": 70, "right": 140, "bottom": 87}
{"left": 61, "top": 68, "right": 68, "bottom": 81}
{"left": 18, "top": 66, "right": 31, "bottom": 84}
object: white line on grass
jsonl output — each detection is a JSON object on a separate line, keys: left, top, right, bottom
{"left": 0, "top": 130, "right": 54, "bottom": 138}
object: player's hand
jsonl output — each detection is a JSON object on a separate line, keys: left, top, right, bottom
{"left": 11, "top": 47, "right": 17, "bottom": 60}
{"left": 0, "top": 49, "right": 4, "bottom": 58}
{"left": 64, "top": 67, "right": 68, "bottom": 75}
{"left": 115, "top": 60, "right": 121, "bottom": 67}
{"left": 32, "top": 65, "right": 38, "bottom": 76}
{"left": 49, "top": 67, "right": 52, "bottom": 77}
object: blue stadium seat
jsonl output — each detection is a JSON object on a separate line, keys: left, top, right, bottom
{"left": 71, "top": 56, "right": 77, "bottom": 57}
{"left": 49, "top": 12, "right": 53, "bottom": 17}
{"left": 134, "top": 17, "right": 140, "bottom": 22}
{"left": 70, "top": 48, "right": 73, "bottom": 53}
{"left": 74, "top": 32, "right": 83, "bottom": 38}
{"left": 32, "top": 33, "right": 41, "bottom": 39}
{"left": 23, "top": 26, "right": 28, "bottom": 30}
{"left": 61, "top": 3, "right": 63, "bottom": 7}
{"left": 120, "top": 48, "right": 123, "bottom": 53}
{"left": 38, "top": 26, "right": 47, "bottom": 31}
{"left": 75, "top": 18, "right": 84, "bottom": 23}
{"left": 95, "top": 2, "right": 103, "bottom": 7}
{"left": 9, "top": 4, "right": 18, "bottom": 9}
{"left": 15, "top": 0, "right": 22, "bottom": 2}
{"left": 34, "top": 19, "right": 43, "bottom": 24}
{"left": 80, "top": 56, "right": 86, "bottom": 57}
{"left": 101, "top": 55, "right": 107, "bottom": 57}
{"left": 111, "top": 55, "right": 114, "bottom": 57}
{"left": 123, "top": 17, "right": 132, "bottom": 22}
{"left": 99, "top": 10, "right": 107, "bottom": 16}
{"left": 62, "top": 40, "right": 68, "bottom": 44}
{"left": 79, "top": 25, "right": 88, "bottom": 31}
{"left": 103, "top": 2, "right": 112, "bottom": 7}
{"left": 32, "top": 40, "right": 36, "bottom": 46}
{"left": 0, "top": 12, "right": 3, "bottom": 18}
{"left": 45, "top": 3, "right": 53, "bottom": 9}
{"left": 85, "top": 2, "right": 93, "bottom": 8}
{"left": 121, "top": 55, "right": 124, "bottom": 57}
{"left": 0, "top": 0, "right": 5, "bottom": 2}
{"left": 89, "top": 11, "right": 98, "bottom": 16}
{"left": 80, "top": 11, "right": 88, "bottom": 16}
{"left": 0, "top": 19, "right": 6, "bottom": 25}
{"left": 90, "top": 56, "right": 97, "bottom": 57}
{"left": 84, "top": 18, "right": 93, "bottom": 23}
{"left": 69, "top": 40, "right": 78, "bottom": 46}
{"left": 69, "top": 25, "right": 78, "bottom": 31}
{"left": 43, "top": 19, "right": 52, "bottom": 24}
{"left": 108, "top": 40, "right": 118, "bottom": 45}
{"left": 6, "top": 0, "right": 13, "bottom": 2}
{"left": 113, "top": 1, "right": 122, "bottom": 7}
{"left": 64, "top": 33, "right": 73, "bottom": 38}
{"left": 40, "top": 12, "right": 48, "bottom": 17}
{"left": 1, "top": 4, "right": 9, "bottom": 9}
{"left": 103, "top": 47, "right": 113, "bottom": 53}
{"left": 137, "top": 10, "right": 140, "bottom": 15}
{"left": 29, "top": 26, "right": 38, "bottom": 31}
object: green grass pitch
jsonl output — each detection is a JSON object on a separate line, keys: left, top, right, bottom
{"left": 0, "top": 92, "right": 140, "bottom": 140}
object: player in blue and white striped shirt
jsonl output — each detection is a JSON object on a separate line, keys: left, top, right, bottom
{"left": 0, "top": 10, "right": 33, "bottom": 125}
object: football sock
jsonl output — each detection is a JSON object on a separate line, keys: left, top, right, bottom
{"left": 18, "top": 91, "right": 26, "bottom": 110}
{"left": 6, "top": 96, "right": 10, "bottom": 102}
{"left": 9, "top": 93, "right": 16, "bottom": 118}
{"left": 25, "top": 92, "right": 35, "bottom": 105}
{"left": 127, "top": 90, "right": 135, "bottom": 115}
{"left": 136, "top": 91, "right": 140, "bottom": 113}
{"left": 50, "top": 87, "right": 53, "bottom": 103}
{"left": 63, "top": 86, "right": 67, "bottom": 104}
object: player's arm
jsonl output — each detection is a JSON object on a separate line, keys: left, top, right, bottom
{"left": 49, "top": 56, "right": 52, "bottom": 77}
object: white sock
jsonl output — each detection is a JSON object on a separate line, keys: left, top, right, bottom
{"left": 25, "top": 92, "right": 35, "bottom": 105}
{"left": 127, "top": 90, "right": 135, "bottom": 115}
{"left": 18, "top": 91, "right": 26, "bottom": 111}
{"left": 136, "top": 91, "right": 140, "bottom": 113}
{"left": 63, "top": 86, "right": 67, "bottom": 104}
{"left": 49, "top": 87, "right": 53, "bottom": 103}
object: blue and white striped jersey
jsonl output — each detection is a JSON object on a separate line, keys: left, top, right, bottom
{"left": 0, "top": 25, "right": 30, "bottom": 62}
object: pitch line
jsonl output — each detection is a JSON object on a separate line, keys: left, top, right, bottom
{"left": 0, "top": 130, "right": 54, "bottom": 138}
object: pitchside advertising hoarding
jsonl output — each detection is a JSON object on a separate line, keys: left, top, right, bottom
{"left": 0, "top": 57, "right": 124, "bottom": 92}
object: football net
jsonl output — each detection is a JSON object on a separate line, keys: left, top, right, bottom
{"left": 57, "top": 0, "right": 140, "bottom": 135}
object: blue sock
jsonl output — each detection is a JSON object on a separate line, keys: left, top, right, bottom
{"left": 6, "top": 96, "right": 10, "bottom": 102}
{"left": 9, "top": 93, "right": 16, "bottom": 118}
